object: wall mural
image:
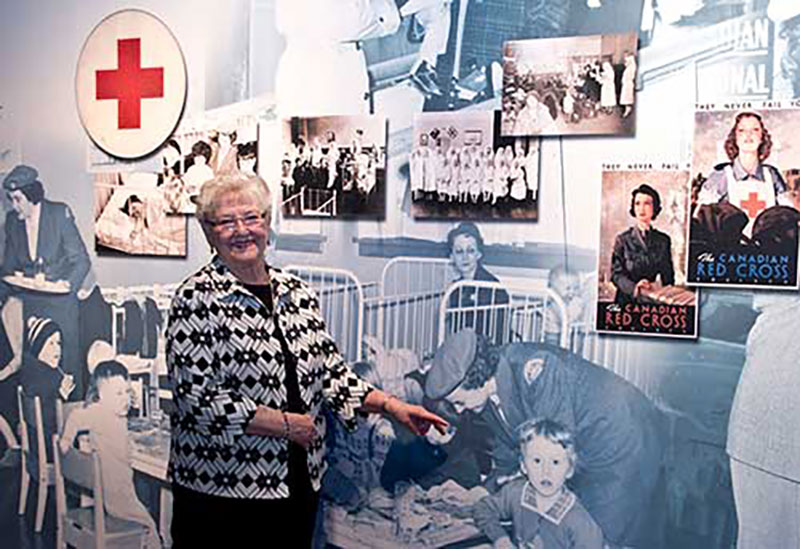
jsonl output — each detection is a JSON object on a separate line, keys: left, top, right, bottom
{"left": 1, "top": 1, "right": 799, "bottom": 548}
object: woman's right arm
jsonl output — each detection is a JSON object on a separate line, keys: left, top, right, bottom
{"left": 245, "top": 406, "right": 317, "bottom": 448}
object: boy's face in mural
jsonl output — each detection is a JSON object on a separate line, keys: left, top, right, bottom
{"left": 451, "top": 234, "right": 482, "bottom": 280}
{"left": 7, "top": 189, "right": 33, "bottom": 220}
{"left": 98, "top": 375, "right": 132, "bottom": 417}
{"left": 520, "top": 434, "right": 574, "bottom": 499}
{"left": 39, "top": 332, "right": 62, "bottom": 368}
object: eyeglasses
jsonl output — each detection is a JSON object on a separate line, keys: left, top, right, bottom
{"left": 205, "top": 212, "right": 266, "bottom": 233}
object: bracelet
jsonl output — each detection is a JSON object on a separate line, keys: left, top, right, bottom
{"left": 281, "top": 411, "right": 291, "bottom": 439}
{"left": 382, "top": 394, "right": 398, "bottom": 415}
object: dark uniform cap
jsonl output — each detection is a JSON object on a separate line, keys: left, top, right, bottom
{"left": 425, "top": 329, "right": 478, "bottom": 400}
{"left": 3, "top": 165, "right": 39, "bottom": 191}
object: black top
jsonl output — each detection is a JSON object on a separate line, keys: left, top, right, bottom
{"left": 244, "top": 283, "right": 312, "bottom": 497}
{"left": 611, "top": 226, "right": 674, "bottom": 305}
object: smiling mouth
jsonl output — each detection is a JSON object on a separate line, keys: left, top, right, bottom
{"left": 230, "top": 239, "right": 255, "bottom": 250}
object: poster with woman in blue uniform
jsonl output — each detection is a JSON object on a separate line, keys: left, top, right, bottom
{"left": 687, "top": 102, "right": 800, "bottom": 288}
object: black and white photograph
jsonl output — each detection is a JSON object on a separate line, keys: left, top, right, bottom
{"left": 275, "top": 0, "right": 645, "bottom": 116}
{"left": 158, "top": 112, "right": 259, "bottom": 216}
{"left": 596, "top": 164, "right": 698, "bottom": 338}
{"left": 411, "top": 111, "right": 539, "bottom": 219}
{"left": 280, "top": 115, "right": 387, "bottom": 219}
{"left": 501, "top": 32, "right": 638, "bottom": 136}
{"left": 94, "top": 173, "right": 187, "bottom": 257}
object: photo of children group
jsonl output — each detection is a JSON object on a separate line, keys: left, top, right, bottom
{"left": 501, "top": 32, "right": 638, "bottom": 137}
{"left": 410, "top": 110, "right": 539, "bottom": 220}
{"left": 280, "top": 115, "right": 387, "bottom": 219}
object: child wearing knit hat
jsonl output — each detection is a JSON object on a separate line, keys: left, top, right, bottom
{"left": 19, "top": 316, "right": 75, "bottom": 459}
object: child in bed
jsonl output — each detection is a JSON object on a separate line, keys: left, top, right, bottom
{"left": 473, "top": 418, "right": 603, "bottom": 549}
{"left": 59, "top": 359, "right": 161, "bottom": 549}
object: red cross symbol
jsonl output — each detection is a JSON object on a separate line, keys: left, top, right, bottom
{"left": 740, "top": 192, "right": 766, "bottom": 218}
{"left": 95, "top": 38, "right": 164, "bottom": 130}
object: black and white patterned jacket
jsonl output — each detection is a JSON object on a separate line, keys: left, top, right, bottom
{"left": 166, "top": 256, "right": 373, "bottom": 498}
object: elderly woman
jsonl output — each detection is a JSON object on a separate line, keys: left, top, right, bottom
{"left": 425, "top": 329, "right": 665, "bottom": 548}
{"left": 166, "top": 174, "right": 446, "bottom": 548}
{"left": 611, "top": 183, "right": 674, "bottom": 304}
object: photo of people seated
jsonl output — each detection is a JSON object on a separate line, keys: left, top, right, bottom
{"left": 281, "top": 115, "right": 387, "bottom": 219}
{"left": 411, "top": 110, "right": 539, "bottom": 219}
{"left": 501, "top": 32, "right": 638, "bottom": 136}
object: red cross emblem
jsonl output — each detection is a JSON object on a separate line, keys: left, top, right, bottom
{"left": 740, "top": 191, "right": 766, "bottom": 218}
{"left": 96, "top": 39, "right": 164, "bottom": 130}
{"left": 76, "top": 9, "right": 186, "bottom": 159}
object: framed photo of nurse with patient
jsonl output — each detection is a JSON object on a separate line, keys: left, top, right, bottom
{"left": 596, "top": 164, "right": 698, "bottom": 338}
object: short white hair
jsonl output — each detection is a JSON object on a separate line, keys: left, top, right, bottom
{"left": 194, "top": 173, "right": 272, "bottom": 226}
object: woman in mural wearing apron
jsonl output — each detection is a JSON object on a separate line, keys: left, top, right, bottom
{"left": 696, "top": 110, "right": 791, "bottom": 239}
{"left": 460, "top": 147, "right": 473, "bottom": 205}
{"left": 492, "top": 148, "right": 509, "bottom": 207}
{"left": 448, "top": 147, "right": 461, "bottom": 204}
{"left": 165, "top": 173, "right": 446, "bottom": 547}
{"left": 470, "top": 148, "right": 483, "bottom": 205}
{"left": 482, "top": 146, "right": 496, "bottom": 204}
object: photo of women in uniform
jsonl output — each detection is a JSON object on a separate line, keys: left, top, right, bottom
{"left": 688, "top": 104, "right": 800, "bottom": 288}
{"left": 597, "top": 167, "right": 697, "bottom": 338}
{"left": 410, "top": 111, "right": 538, "bottom": 219}
{"left": 501, "top": 33, "right": 638, "bottom": 137}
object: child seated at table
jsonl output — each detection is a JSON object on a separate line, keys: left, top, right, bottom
{"left": 20, "top": 316, "right": 74, "bottom": 461}
{"left": 472, "top": 418, "right": 603, "bottom": 549}
{"left": 59, "top": 359, "right": 161, "bottom": 549}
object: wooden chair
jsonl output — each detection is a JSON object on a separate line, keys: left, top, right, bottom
{"left": 17, "top": 385, "right": 62, "bottom": 532}
{"left": 52, "top": 434, "right": 147, "bottom": 549}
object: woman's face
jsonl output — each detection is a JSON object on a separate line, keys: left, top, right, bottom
{"left": 204, "top": 191, "right": 268, "bottom": 270}
{"left": 8, "top": 189, "right": 33, "bottom": 219}
{"left": 735, "top": 115, "right": 763, "bottom": 155}
{"left": 633, "top": 192, "right": 655, "bottom": 226}
{"left": 97, "top": 376, "right": 132, "bottom": 417}
{"left": 38, "top": 332, "right": 62, "bottom": 369}
{"left": 451, "top": 234, "right": 482, "bottom": 279}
